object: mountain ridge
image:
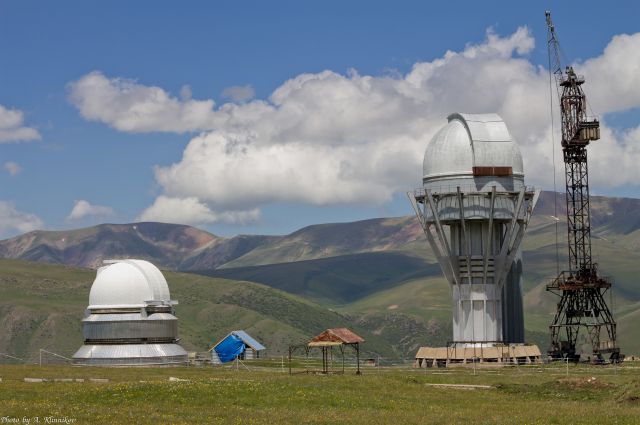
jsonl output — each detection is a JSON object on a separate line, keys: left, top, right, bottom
{"left": 0, "top": 222, "right": 279, "bottom": 270}
{"left": 2, "top": 192, "right": 640, "bottom": 272}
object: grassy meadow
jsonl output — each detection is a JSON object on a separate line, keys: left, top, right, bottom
{"left": 1, "top": 363, "right": 639, "bottom": 424}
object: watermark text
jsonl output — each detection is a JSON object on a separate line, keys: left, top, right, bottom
{"left": 1, "top": 417, "right": 77, "bottom": 424}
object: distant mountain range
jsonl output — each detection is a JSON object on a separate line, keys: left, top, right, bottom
{"left": 0, "top": 216, "right": 425, "bottom": 271}
{"left": 0, "top": 221, "right": 278, "bottom": 270}
{"left": 3, "top": 191, "right": 640, "bottom": 272}
{"left": 2, "top": 191, "right": 640, "bottom": 357}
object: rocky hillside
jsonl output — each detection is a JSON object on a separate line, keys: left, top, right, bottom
{"left": 0, "top": 222, "right": 277, "bottom": 270}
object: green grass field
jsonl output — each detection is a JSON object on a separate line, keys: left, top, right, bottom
{"left": 1, "top": 363, "right": 639, "bottom": 424}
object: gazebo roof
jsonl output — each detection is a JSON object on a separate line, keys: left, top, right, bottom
{"left": 308, "top": 328, "right": 364, "bottom": 347}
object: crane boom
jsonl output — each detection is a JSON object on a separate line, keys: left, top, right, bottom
{"left": 545, "top": 12, "right": 563, "bottom": 90}
{"left": 544, "top": 11, "right": 619, "bottom": 363}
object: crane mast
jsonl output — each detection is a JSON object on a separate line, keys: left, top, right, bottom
{"left": 545, "top": 11, "right": 620, "bottom": 362}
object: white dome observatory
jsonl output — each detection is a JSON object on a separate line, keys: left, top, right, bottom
{"left": 409, "top": 113, "right": 539, "bottom": 347}
{"left": 73, "top": 259, "right": 188, "bottom": 366}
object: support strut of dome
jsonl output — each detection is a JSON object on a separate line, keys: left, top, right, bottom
{"left": 409, "top": 185, "right": 538, "bottom": 344}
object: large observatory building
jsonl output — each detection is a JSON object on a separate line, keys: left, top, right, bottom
{"left": 73, "top": 259, "right": 188, "bottom": 366}
{"left": 409, "top": 113, "right": 541, "bottom": 365}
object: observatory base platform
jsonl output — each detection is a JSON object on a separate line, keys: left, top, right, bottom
{"left": 414, "top": 344, "right": 541, "bottom": 368}
{"left": 73, "top": 343, "right": 188, "bottom": 366}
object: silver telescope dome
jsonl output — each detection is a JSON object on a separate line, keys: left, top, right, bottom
{"left": 89, "top": 259, "right": 171, "bottom": 308}
{"left": 423, "top": 113, "right": 524, "bottom": 183}
{"left": 73, "top": 259, "right": 187, "bottom": 366}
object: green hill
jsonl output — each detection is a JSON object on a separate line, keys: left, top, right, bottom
{"left": 201, "top": 214, "right": 640, "bottom": 355}
{"left": 2, "top": 192, "right": 640, "bottom": 358}
{"left": 200, "top": 251, "right": 439, "bottom": 305}
{"left": 220, "top": 217, "right": 423, "bottom": 268}
{"left": 0, "top": 259, "right": 441, "bottom": 361}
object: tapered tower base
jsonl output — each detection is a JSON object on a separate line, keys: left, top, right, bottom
{"left": 547, "top": 272, "right": 620, "bottom": 363}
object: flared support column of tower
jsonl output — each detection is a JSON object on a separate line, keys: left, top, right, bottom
{"left": 410, "top": 185, "right": 538, "bottom": 345}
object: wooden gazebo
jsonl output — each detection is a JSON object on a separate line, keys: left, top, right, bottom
{"left": 307, "top": 328, "right": 364, "bottom": 375}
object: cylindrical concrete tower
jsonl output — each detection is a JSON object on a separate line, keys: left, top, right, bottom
{"left": 409, "top": 113, "right": 539, "bottom": 347}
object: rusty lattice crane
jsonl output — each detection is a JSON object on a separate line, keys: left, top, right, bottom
{"left": 545, "top": 11, "right": 620, "bottom": 363}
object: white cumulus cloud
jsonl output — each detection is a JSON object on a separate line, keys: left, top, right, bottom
{"left": 67, "top": 72, "right": 218, "bottom": 133}
{"left": 67, "top": 200, "right": 115, "bottom": 221}
{"left": 580, "top": 33, "right": 640, "bottom": 114}
{"left": 221, "top": 85, "right": 256, "bottom": 103}
{"left": 0, "top": 104, "right": 41, "bottom": 143}
{"left": 0, "top": 201, "right": 43, "bottom": 236}
{"left": 68, "top": 27, "right": 640, "bottom": 225}
{"left": 4, "top": 161, "right": 22, "bottom": 176}
{"left": 137, "top": 196, "right": 259, "bottom": 226}
{"left": 151, "top": 26, "right": 549, "bottom": 213}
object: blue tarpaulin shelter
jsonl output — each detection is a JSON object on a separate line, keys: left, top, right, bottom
{"left": 214, "top": 333, "right": 246, "bottom": 363}
{"left": 210, "top": 330, "right": 266, "bottom": 363}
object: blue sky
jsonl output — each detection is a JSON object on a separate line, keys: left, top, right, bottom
{"left": 1, "top": 1, "right": 639, "bottom": 237}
